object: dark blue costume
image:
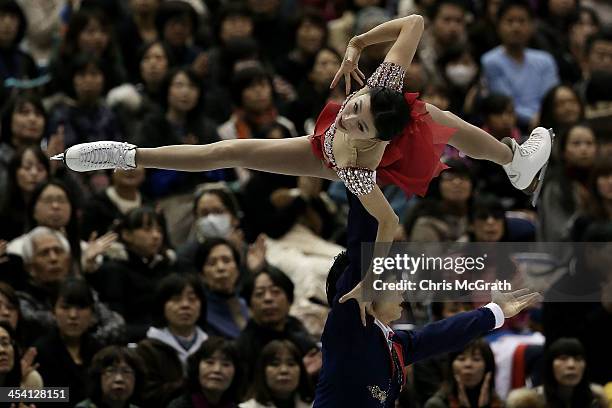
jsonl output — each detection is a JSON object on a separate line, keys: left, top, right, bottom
{"left": 313, "top": 191, "right": 499, "bottom": 407}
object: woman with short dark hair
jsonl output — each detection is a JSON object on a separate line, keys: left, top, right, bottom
{"left": 240, "top": 340, "right": 313, "bottom": 408}
{"left": 168, "top": 337, "right": 245, "bottom": 408}
{"left": 76, "top": 345, "right": 145, "bottom": 408}
{"left": 147, "top": 273, "right": 208, "bottom": 368}
{"left": 425, "top": 338, "right": 503, "bottom": 408}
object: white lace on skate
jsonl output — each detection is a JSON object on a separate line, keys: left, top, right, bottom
{"left": 82, "top": 143, "right": 135, "bottom": 170}
{"left": 515, "top": 131, "right": 545, "bottom": 157}
{"left": 54, "top": 141, "right": 137, "bottom": 172}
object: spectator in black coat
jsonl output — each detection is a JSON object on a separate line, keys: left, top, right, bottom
{"left": 91, "top": 206, "right": 176, "bottom": 342}
{"left": 237, "top": 267, "right": 317, "bottom": 383}
{"left": 34, "top": 278, "right": 103, "bottom": 407}
{"left": 0, "top": 0, "right": 39, "bottom": 109}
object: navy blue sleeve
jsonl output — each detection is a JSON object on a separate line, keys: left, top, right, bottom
{"left": 396, "top": 307, "right": 496, "bottom": 366}
{"left": 333, "top": 189, "right": 379, "bottom": 303}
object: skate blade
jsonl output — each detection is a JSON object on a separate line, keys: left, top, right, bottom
{"left": 50, "top": 153, "right": 65, "bottom": 161}
{"left": 530, "top": 128, "right": 556, "bottom": 207}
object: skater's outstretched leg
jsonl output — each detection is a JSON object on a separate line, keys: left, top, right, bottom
{"left": 426, "top": 103, "right": 553, "bottom": 198}
{"left": 52, "top": 136, "right": 339, "bottom": 180}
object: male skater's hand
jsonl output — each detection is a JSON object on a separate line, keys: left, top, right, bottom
{"left": 339, "top": 281, "right": 374, "bottom": 327}
{"left": 491, "top": 285, "right": 541, "bottom": 318}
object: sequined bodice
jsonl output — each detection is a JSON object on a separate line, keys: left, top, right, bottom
{"left": 325, "top": 61, "right": 406, "bottom": 196}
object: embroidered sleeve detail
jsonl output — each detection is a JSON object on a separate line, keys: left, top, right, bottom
{"left": 337, "top": 167, "right": 376, "bottom": 196}
{"left": 367, "top": 62, "right": 406, "bottom": 92}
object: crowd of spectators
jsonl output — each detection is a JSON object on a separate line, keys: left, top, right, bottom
{"left": 1, "top": 0, "right": 611, "bottom": 406}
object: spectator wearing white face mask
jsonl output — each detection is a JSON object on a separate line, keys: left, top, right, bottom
{"left": 437, "top": 43, "right": 481, "bottom": 119}
{"left": 177, "top": 185, "right": 267, "bottom": 277}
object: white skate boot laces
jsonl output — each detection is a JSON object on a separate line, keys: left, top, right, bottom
{"left": 83, "top": 143, "right": 135, "bottom": 170}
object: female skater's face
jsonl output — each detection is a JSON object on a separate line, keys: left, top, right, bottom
{"left": 336, "top": 90, "right": 377, "bottom": 140}
{"left": 452, "top": 349, "right": 486, "bottom": 388}
{"left": 553, "top": 354, "right": 585, "bottom": 386}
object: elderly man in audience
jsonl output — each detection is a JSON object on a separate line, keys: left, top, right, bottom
{"left": 16, "top": 226, "right": 124, "bottom": 345}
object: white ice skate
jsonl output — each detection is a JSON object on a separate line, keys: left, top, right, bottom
{"left": 501, "top": 127, "right": 555, "bottom": 207}
{"left": 50, "top": 141, "right": 138, "bottom": 172}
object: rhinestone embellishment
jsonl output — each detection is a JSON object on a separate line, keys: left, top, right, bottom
{"left": 366, "top": 62, "right": 406, "bottom": 92}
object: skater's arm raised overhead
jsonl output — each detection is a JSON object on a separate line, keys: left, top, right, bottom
{"left": 355, "top": 14, "right": 424, "bottom": 70}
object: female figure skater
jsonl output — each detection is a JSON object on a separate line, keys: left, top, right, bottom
{"left": 52, "top": 14, "right": 552, "bottom": 270}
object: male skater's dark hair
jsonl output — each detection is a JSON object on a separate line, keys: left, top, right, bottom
{"left": 326, "top": 251, "right": 350, "bottom": 306}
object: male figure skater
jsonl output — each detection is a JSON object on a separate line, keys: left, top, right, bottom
{"left": 314, "top": 189, "right": 539, "bottom": 407}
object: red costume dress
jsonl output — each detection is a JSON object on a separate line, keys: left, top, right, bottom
{"left": 309, "top": 62, "right": 457, "bottom": 197}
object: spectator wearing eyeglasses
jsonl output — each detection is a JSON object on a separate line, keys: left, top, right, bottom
{"left": 75, "top": 345, "right": 145, "bottom": 408}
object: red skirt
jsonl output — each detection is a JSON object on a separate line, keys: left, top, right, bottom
{"left": 309, "top": 93, "right": 457, "bottom": 197}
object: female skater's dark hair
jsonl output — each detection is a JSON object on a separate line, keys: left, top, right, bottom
{"left": 369, "top": 87, "right": 411, "bottom": 141}
{"left": 543, "top": 338, "right": 594, "bottom": 408}
{"left": 326, "top": 251, "right": 350, "bottom": 306}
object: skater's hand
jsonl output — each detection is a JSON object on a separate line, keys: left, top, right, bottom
{"left": 491, "top": 285, "right": 541, "bottom": 319}
{"left": 331, "top": 37, "right": 366, "bottom": 94}
{"left": 339, "top": 281, "right": 374, "bottom": 326}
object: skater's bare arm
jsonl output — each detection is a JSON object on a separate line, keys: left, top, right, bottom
{"left": 355, "top": 15, "right": 424, "bottom": 69}
{"left": 426, "top": 103, "right": 512, "bottom": 164}
{"left": 332, "top": 15, "right": 424, "bottom": 93}
{"left": 358, "top": 185, "right": 399, "bottom": 244}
